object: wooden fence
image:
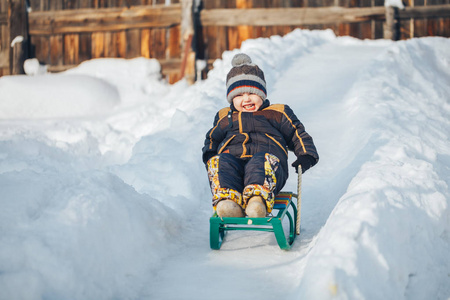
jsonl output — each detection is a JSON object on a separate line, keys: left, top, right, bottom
{"left": 0, "top": 0, "right": 196, "bottom": 82}
{"left": 1, "top": 0, "right": 450, "bottom": 82}
{"left": 199, "top": 0, "right": 450, "bottom": 67}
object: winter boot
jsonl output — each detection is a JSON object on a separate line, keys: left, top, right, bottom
{"left": 216, "top": 200, "right": 244, "bottom": 218}
{"left": 245, "top": 196, "right": 267, "bottom": 218}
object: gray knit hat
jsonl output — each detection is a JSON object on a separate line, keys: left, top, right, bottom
{"left": 226, "top": 53, "right": 267, "bottom": 104}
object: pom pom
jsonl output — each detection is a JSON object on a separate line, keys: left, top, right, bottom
{"left": 231, "top": 53, "right": 252, "bottom": 67}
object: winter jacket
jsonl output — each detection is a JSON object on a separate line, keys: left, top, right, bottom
{"left": 202, "top": 100, "right": 319, "bottom": 172}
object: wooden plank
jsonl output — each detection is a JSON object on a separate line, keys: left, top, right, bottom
{"left": 374, "top": 19, "right": 384, "bottom": 39}
{"left": 0, "top": 0, "right": 8, "bottom": 69}
{"left": 50, "top": 34, "right": 63, "bottom": 65}
{"left": 398, "top": 4, "right": 450, "bottom": 19}
{"left": 399, "top": 18, "right": 412, "bottom": 39}
{"left": 168, "top": 24, "right": 181, "bottom": 58}
{"left": 236, "top": 0, "right": 251, "bottom": 8}
{"left": 160, "top": 58, "right": 182, "bottom": 72}
{"left": 64, "top": 33, "right": 79, "bottom": 64}
{"left": 200, "top": 6, "right": 386, "bottom": 26}
{"left": 444, "top": 18, "right": 450, "bottom": 36}
{"left": 1, "top": 0, "right": 8, "bottom": 12}
{"left": 35, "top": 35, "right": 50, "bottom": 62}
{"left": 9, "top": 0, "right": 28, "bottom": 74}
{"left": 320, "top": 0, "right": 335, "bottom": 6}
{"left": 0, "top": 13, "right": 7, "bottom": 25}
{"left": 413, "top": 18, "right": 427, "bottom": 37}
{"left": 0, "top": 48, "right": 8, "bottom": 68}
{"left": 360, "top": 0, "right": 373, "bottom": 7}
{"left": 64, "top": 0, "right": 78, "bottom": 10}
{"left": 116, "top": 31, "right": 126, "bottom": 57}
{"left": 126, "top": 28, "right": 140, "bottom": 58}
{"left": 227, "top": 26, "right": 238, "bottom": 50}
{"left": 338, "top": 23, "right": 350, "bottom": 36}
{"left": 427, "top": 0, "right": 448, "bottom": 5}
{"left": 252, "top": 25, "right": 263, "bottom": 37}
{"left": 203, "top": 25, "right": 218, "bottom": 60}
{"left": 427, "top": 18, "right": 437, "bottom": 36}
{"left": 308, "top": 0, "right": 322, "bottom": 7}
{"left": 104, "top": 31, "right": 116, "bottom": 57}
{"left": 79, "top": 0, "right": 92, "bottom": 9}
{"left": 360, "top": 20, "right": 372, "bottom": 38}
{"left": 348, "top": 22, "right": 359, "bottom": 38}
{"left": 1, "top": 19, "right": 8, "bottom": 55}
{"left": 29, "top": 4, "right": 181, "bottom": 35}
{"left": 215, "top": 25, "right": 227, "bottom": 55}
{"left": 78, "top": 32, "right": 92, "bottom": 61}
{"left": 141, "top": 28, "right": 151, "bottom": 58}
{"left": 152, "top": 27, "right": 166, "bottom": 58}
{"left": 435, "top": 17, "right": 445, "bottom": 36}
{"left": 91, "top": 31, "right": 105, "bottom": 58}
{"left": 237, "top": 25, "right": 251, "bottom": 48}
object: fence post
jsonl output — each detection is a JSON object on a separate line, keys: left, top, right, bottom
{"left": 180, "top": 0, "right": 195, "bottom": 83}
{"left": 8, "top": 0, "right": 28, "bottom": 74}
{"left": 384, "top": 6, "right": 400, "bottom": 40}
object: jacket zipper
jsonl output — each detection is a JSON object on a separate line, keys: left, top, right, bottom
{"left": 218, "top": 135, "right": 236, "bottom": 154}
{"left": 238, "top": 112, "right": 251, "bottom": 158}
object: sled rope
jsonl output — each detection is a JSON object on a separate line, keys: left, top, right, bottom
{"left": 296, "top": 166, "right": 302, "bottom": 235}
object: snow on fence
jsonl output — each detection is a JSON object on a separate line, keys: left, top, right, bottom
{"left": 1, "top": 0, "right": 450, "bottom": 80}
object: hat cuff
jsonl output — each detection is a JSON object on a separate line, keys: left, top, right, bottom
{"left": 226, "top": 74, "right": 267, "bottom": 103}
{"left": 227, "top": 86, "right": 266, "bottom": 104}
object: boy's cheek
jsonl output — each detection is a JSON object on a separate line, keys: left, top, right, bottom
{"left": 234, "top": 103, "right": 244, "bottom": 112}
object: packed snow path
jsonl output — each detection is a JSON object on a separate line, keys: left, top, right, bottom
{"left": 0, "top": 30, "right": 449, "bottom": 300}
{"left": 147, "top": 36, "right": 393, "bottom": 300}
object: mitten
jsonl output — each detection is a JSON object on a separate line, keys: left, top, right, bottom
{"left": 292, "top": 155, "right": 316, "bottom": 174}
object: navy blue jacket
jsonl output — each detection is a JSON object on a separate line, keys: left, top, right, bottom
{"left": 202, "top": 100, "right": 319, "bottom": 173}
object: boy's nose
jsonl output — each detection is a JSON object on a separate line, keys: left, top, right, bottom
{"left": 242, "top": 93, "right": 250, "bottom": 101}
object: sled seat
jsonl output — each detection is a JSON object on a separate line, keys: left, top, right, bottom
{"left": 209, "top": 191, "right": 299, "bottom": 250}
{"left": 273, "top": 192, "right": 292, "bottom": 209}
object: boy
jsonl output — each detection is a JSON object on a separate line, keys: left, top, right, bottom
{"left": 202, "top": 53, "right": 318, "bottom": 218}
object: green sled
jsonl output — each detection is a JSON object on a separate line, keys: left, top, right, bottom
{"left": 209, "top": 192, "right": 299, "bottom": 250}
{"left": 209, "top": 168, "right": 303, "bottom": 250}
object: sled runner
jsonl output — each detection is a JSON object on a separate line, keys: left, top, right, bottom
{"left": 210, "top": 167, "right": 302, "bottom": 250}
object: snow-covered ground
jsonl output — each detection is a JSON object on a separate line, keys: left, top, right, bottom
{"left": 0, "top": 29, "right": 449, "bottom": 300}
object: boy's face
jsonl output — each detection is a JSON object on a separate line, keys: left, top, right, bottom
{"left": 232, "top": 93, "right": 263, "bottom": 112}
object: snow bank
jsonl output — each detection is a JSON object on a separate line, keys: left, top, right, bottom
{"left": 0, "top": 74, "right": 120, "bottom": 119}
{"left": 292, "top": 37, "right": 450, "bottom": 299}
{"left": 0, "top": 138, "right": 179, "bottom": 299}
{"left": 65, "top": 57, "right": 170, "bottom": 107}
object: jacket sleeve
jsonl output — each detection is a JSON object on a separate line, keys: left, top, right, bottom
{"left": 280, "top": 105, "right": 319, "bottom": 166}
{"left": 202, "top": 112, "right": 226, "bottom": 164}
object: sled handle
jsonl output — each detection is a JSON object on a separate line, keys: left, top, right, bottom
{"left": 296, "top": 166, "right": 302, "bottom": 235}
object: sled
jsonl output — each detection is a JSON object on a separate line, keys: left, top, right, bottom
{"left": 209, "top": 167, "right": 302, "bottom": 250}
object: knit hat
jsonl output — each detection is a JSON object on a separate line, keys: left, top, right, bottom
{"left": 226, "top": 53, "right": 267, "bottom": 104}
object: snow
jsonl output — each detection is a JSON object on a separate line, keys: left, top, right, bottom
{"left": 384, "top": 0, "right": 405, "bottom": 8}
{"left": 10, "top": 36, "right": 24, "bottom": 48}
{"left": 0, "top": 29, "right": 449, "bottom": 300}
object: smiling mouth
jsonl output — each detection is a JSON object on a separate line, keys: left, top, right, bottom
{"left": 243, "top": 104, "right": 255, "bottom": 110}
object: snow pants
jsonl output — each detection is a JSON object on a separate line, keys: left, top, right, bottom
{"left": 207, "top": 152, "right": 287, "bottom": 213}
